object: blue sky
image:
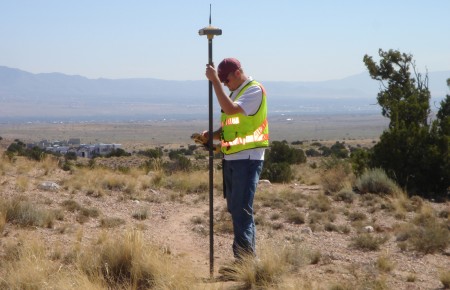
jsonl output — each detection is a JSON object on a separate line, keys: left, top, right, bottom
{"left": 1, "top": 0, "right": 449, "bottom": 82}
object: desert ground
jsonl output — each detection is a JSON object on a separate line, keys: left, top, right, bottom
{"left": 0, "top": 115, "right": 449, "bottom": 289}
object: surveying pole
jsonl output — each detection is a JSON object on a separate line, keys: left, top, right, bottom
{"left": 198, "top": 4, "right": 222, "bottom": 278}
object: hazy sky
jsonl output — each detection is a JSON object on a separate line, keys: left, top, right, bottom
{"left": 1, "top": 0, "right": 449, "bottom": 82}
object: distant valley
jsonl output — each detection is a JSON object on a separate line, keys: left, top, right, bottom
{"left": 0, "top": 66, "right": 448, "bottom": 123}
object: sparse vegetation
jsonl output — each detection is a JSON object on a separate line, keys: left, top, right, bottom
{"left": 351, "top": 233, "right": 388, "bottom": 251}
{"left": 0, "top": 133, "right": 448, "bottom": 289}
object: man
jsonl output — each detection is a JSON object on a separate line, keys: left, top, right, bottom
{"left": 203, "top": 58, "right": 269, "bottom": 261}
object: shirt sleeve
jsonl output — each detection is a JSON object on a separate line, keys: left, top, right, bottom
{"left": 234, "top": 85, "right": 263, "bottom": 116}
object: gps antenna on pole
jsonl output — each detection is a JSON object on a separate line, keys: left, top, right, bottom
{"left": 198, "top": 4, "right": 221, "bottom": 279}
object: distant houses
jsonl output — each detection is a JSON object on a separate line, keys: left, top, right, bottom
{"left": 31, "top": 139, "right": 122, "bottom": 158}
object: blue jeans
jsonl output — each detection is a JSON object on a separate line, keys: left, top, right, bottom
{"left": 223, "top": 159, "right": 263, "bottom": 259}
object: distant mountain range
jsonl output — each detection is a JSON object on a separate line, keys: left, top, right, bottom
{"left": 0, "top": 66, "right": 448, "bottom": 122}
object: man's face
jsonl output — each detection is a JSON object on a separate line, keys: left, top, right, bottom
{"left": 222, "top": 70, "right": 239, "bottom": 91}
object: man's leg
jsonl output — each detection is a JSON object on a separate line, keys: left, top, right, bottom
{"left": 224, "top": 159, "right": 263, "bottom": 259}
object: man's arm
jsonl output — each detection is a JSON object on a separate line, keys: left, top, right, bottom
{"left": 205, "top": 64, "right": 244, "bottom": 115}
{"left": 202, "top": 128, "right": 222, "bottom": 141}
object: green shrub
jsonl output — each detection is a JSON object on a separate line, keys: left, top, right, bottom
{"left": 261, "top": 141, "right": 306, "bottom": 183}
{"left": 140, "top": 148, "right": 163, "bottom": 159}
{"left": 105, "top": 148, "right": 130, "bottom": 157}
{"left": 330, "top": 141, "right": 349, "bottom": 158}
{"left": 334, "top": 188, "right": 356, "bottom": 203}
{"left": 355, "top": 168, "right": 401, "bottom": 195}
{"left": 319, "top": 146, "right": 332, "bottom": 157}
{"left": 7, "top": 140, "right": 46, "bottom": 161}
{"left": 64, "top": 152, "right": 77, "bottom": 161}
{"left": 260, "top": 161, "right": 292, "bottom": 183}
{"left": 305, "top": 148, "right": 321, "bottom": 157}
{"left": 164, "top": 153, "right": 192, "bottom": 172}
{"left": 266, "top": 141, "right": 306, "bottom": 165}
{"left": 350, "top": 148, "right": 371, "bottom": 176}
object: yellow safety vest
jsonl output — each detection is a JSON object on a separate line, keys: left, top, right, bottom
{"left": 220, "top": 80, "right": 269, "bottom": 154}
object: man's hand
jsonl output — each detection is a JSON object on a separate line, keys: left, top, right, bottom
{"left": 191, "top": 132, "right": 221, "bottom": 153}
{"left": 191, "top": 132, "right": 208, "bottom": 145}
{"left": 205, "top": 64, "right": 220, "bottom": 83}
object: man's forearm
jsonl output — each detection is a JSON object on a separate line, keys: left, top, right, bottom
{"left": 212, "top": 80, "right": 243, "bottom": 115}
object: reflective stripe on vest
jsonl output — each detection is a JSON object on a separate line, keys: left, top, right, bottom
{"left": 221, "top": 119, "right": 269, "bottom": 148}
{"left": 222, "top": 117, "right": 240, "bottom": 126}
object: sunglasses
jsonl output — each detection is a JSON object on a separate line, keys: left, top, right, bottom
{"left": 222, "top": 70, "right": 237, "bottom": 85}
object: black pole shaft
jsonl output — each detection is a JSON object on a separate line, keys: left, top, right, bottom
{"left": 208, "top": 37, "right": 214, "bottom": 278}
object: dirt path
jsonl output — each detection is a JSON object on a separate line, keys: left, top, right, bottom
{"left": 141, "top": 195, "right": 234, "bottom": 282}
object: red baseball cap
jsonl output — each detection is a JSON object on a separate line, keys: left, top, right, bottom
{"left": 218, "top": 58, "right": 241, "bottom": 82}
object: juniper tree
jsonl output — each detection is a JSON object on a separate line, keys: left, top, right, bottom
{"left": 363, "top": 49, "right": 449, "bottom": 199}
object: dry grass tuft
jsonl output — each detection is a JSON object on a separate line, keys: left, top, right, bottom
{"left": 321, "top": 167, "right": 351, "bottom": 194}
{"left": 376, "top": 251, "right": 395, "bottom": 272}
{"left": 38, "top": 155, "right": 59, "bottom": 175}
{"left": 228, "top": 245, "right": 287, "bottom": 288}
{"left": 257, "top": 186, "right": 307, "bottom": 209}
{"left": 132, "top": 207, "right": 149, "bottom": 220}
{"left": 0, "top": 236, "right": 56, "bottom": 289}
{"left": 15, "top": 175, "right": 29, "bottom": 192}
{"left": 409, "top": 217, "right": 449, "bottom": 254}
{"left": 285, "top": 209, "right": 306, "bottom": 224}
{"left": 99, "top": 217, "right": 126, "bottom": 228}
{"left": 348, "top": 211, "right": 367, "bottom": 222}
{"left": 440, "top": 270, "right": 450, "bottom": 289}
{"left": 308, "top": 193, "right": 331, "bottom": 212}
{"left": 350, "top": 233, "right": 388, "bottom": 251}
{"left": 61, "top": 199, "right": 82, "bottom": 212}
{"left": 334, "top": 187, "right": 356, "bottom": 204}
{"left": 163, "top": 170, "right": 209, "bottom": 195}
{"left": 224, "top": 241, "right": 322, "bottom": 288}
{"left": 78, "top": 230, "right": 194, "bottom": 289}
{"left": 1, "top": 196, "right": 55, "bottom": 228}
{"left": 0, "top": 230, "right": 194, "bottom": 289}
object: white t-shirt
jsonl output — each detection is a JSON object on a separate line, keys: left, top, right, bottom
{"left": 224, "top": 77, "right": 266, "bottom": 161}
